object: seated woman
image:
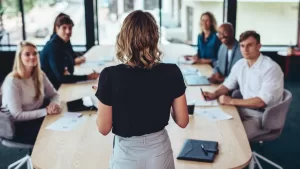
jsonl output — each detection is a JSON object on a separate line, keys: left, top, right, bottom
{"left": 185, "top": 12, "right": 221, "bottom": 65}
{"left": 1, "top": 41, "right": 61, "bottom": 145}
{"left": 95, "top": 10, "right": 189, "bottom": 169}
{"left": 40, "top": 13, "right": 99, "bottom": 89}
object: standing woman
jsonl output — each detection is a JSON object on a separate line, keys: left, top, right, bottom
{"left": 40, "top": 13, "right": 99, "bottom": 89}
{"left": 1, "top": 41, "right": 61, "bottom": 145}
{"left": 95, "top": 10, "right": 189, "bottom": 169}
{"left": 185, "top": 12, "right": 221, "bottom": 64}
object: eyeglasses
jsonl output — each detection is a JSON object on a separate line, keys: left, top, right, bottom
{"left": 217, "top": 31, "right": 229, "bottom": 36}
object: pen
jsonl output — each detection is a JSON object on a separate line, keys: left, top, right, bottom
{"left": 93, "top": 69, "right": 97, "bottom": 73}
{"left": 205, "top": 149, "right": 218, "bottom": 153}
{"left": 200, "top": 88, "right": 207, "bottom": 101}
{"left": 201, "top": 144, "right": 208, "bottom": 155}
{"left": 78, "top": 114, "right": 83, "bottom": 118}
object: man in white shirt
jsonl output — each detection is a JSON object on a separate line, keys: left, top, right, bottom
{"left": 203, "top": 31, "right": 284, "bottom": 139}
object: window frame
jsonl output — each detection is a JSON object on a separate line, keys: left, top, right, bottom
{"left": 0, "top": 0, "right": 298, "bottom": 52}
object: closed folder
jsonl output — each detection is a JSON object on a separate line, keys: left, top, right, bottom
{"left": 177, "top": 139, "right": 218, "bottom": 163}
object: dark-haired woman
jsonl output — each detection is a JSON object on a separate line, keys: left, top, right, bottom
{"left": 40, "top": 13, "right": 99, "bottom": 89}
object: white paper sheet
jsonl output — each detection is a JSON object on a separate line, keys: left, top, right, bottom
{"left": 63, "top": 112, "right": 82, "bottom": 118}
{"left": 180, "top": 67, "right": 198, "bottom": 75}
{"left": 80, "top": 61, "right": 105, "bottom": 68}
{"left": 195, "top": 108, "right": 232, "bottom": 121}
{"left": 46, "top": 113, "right": 86, "bottom": 131}
{"left": 195, "top": 100, "right": 219, "bottom": 106}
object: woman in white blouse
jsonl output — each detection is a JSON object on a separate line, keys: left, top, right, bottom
{"left": 1, "top": 41, "right": 61, "bottom": 144}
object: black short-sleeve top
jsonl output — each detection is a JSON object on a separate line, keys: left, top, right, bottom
{"left": 95, "top": 63, "right": 186, "bottom": 137}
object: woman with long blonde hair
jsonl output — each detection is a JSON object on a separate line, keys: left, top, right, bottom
{"left": 95, "top": 10, "right": 189, "bottom": 169}
{"left": 1, "top": 41, "right": 61, "bottom": 145}
{"left": 185, "top": 12, "right": 221, "bottom": 65}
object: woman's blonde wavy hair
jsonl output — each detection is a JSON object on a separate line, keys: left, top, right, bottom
{"left": 116, "top": 10, "right": 162, "bottom": 69}
{"left": 11, "top": 41, "right": 43, "bottom": 100}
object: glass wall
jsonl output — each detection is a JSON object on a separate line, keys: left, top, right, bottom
{"left": 0, "top": 0, "right": 22, "bottom": 45}
{"left": 236, "top": 0, "right": 299, "bottom": 45}
{"left": 97, "top": 0, "right": 224, "bottom": 45}
{"left": 97, "top": 0, "right": 159, "bottom": 45}
{"left": 24, "top": 0, "right": 86, "bottom": 45}
{"left": 0, "top": 0, "right": 86, "bottom": 46}
{"left": 1, "top": 0, "right": 299, "bottom": 48}
{"left": 166, "top": 0, "right": 224, "bottom": 45}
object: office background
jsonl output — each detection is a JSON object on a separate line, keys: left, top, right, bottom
{"left": 0, "top": 0, "right": 300, "bottom": 168}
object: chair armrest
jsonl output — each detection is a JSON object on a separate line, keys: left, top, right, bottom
{"left": 262, "top": 91, "right": 292, "bottom": 130}
{"left": 231, "top": 89, "right": 243, "bottom": 99}
{"left": 1, "top": 139, "right": 33, "bottom": 149}
{"left": 0, "top": 111, "right": 15, "bottom": 139}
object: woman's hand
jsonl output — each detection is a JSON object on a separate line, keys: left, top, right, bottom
{"left": 75, "top": 56, "right": 86, "bottom": 65}
{"left": 64, "top": 67, "right": 70, "bottom": 75}
{"left": 88, "top": 72, "right": 99, "bottom": 80}
{"left": 46, "top": 103, "right": 62, "bottom": 115}
{"left": 92, "top": 85, "right": 98, "bottom": 91}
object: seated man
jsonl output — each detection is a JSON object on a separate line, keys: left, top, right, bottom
{"left": 208, "top": 23, "right": 242, "bottom": 84}
{"left": 203, "top": 31, "right": 284, "bottom": 139}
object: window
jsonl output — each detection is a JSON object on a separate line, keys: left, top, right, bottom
{"left": 97, "top": 0, "right": 161, "bottom": 45}
{"left": 24, "top": 0, "right": 86, "bottom": 45}
{"left": 0, "top": 0, "right": 22, "bottom": 45}
{"left": 236, "top": 0, "right": 299, "bottom": 45}
{"left": 165, "top": 0, "right": 224, "bottom": 44}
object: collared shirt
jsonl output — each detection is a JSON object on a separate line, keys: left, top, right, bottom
{"left": 223, "top": 54, "right": 284, "bottom": 108}
{"left": 214, "top": 39, "right": 243, "bottom": 77}
{"left": 197, "top": 32, "right": 221, "bottom": 62}
{"left": 228, "top": 49, "right": 233, "bottom": 64}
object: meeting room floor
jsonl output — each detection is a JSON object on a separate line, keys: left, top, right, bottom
{"left": 0, "top": 80, "right": 299, "bottom": 169}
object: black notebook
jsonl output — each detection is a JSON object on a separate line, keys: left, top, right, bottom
{"left": 67, "top": 96, "right": 97, "bottom": 112}
{"left": 184, "top": 75, "right": 210, "bottom": 86}
{"left": 177, "top": 139, "right": 219, "bottom": 163}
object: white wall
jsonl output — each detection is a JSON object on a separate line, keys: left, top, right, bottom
{"left": 236, "top": 2, "right": 298, "bottom": 45}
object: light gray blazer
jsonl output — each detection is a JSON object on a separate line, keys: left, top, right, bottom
{"left": 214, "top": 40, "right": 243, "bottom": 77}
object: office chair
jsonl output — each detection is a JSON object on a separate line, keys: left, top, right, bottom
{"left": 0, "top": 138, "right": 33, "bottom": 169}
{"left": 0, "top": 94, "right": 34, "bottom": 169}
{"left": 232, "top": 89, "right": 292, "bottom": 169}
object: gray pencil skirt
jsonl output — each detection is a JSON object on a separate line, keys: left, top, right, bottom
{"left": 109, "top": 128, "right": 175, "bottom": 169}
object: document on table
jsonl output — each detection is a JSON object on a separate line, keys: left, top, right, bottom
{"left": 178, "top": 57, "right": 195, "bottom": 65}
{"left": 80, "top": 61, "right": 105, "bottom": 68}
{"left": 180, "top": 67, "right": 198, "bottom": 75}
{"left": 195, "top": 100, "right": 219, "bottom": 106}
{"left": 46, "top": 112, "right": 86, "bottom": 131}
{"left": 98, "top": 56, "right": 114, "bottom": 61}
{"left": 195, "top": 107, "right": 232, "bottom": 121}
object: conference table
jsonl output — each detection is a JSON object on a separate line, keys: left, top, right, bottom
{"left": 31, "top": 44, "right": 252, "bottom": 169}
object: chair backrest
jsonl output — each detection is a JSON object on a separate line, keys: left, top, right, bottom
{"left": 0, "top": 93, "right": 33, "bottom": 148}
{"left": 262, "top": 89, "right": 292, "bottom": 130}
{"left": 0, "top": 93, "right": 15, "bottom": 140}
